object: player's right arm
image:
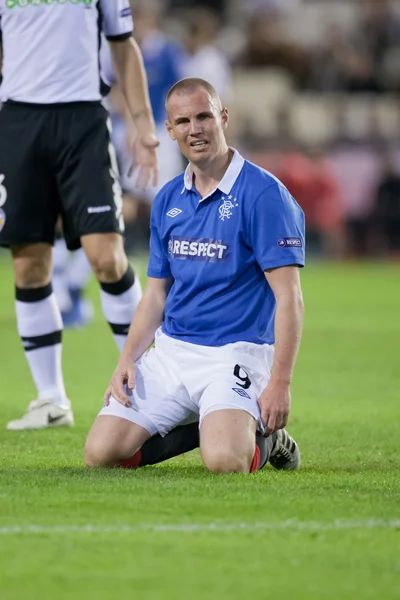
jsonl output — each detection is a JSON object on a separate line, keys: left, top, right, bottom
{"left": 104, "top": 276, "right": 173, "bottom": 407}
{"left": 100, "top": 0, "right": 159, "bottom": 189}
{"left": 109, "top": 38, "right": 159, "bottom": 188}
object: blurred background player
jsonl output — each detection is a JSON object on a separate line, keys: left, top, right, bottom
{"left": 184, "top": 7, "right": 232, "bottom": 105}
{"left": 52, "top": 227, "right": 95, "bottom": 328}
{"left": 0, "top": 0, "right": 158, "bottom": 430}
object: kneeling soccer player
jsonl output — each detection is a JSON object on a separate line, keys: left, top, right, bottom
{"left": 85, "top": 77, "right": 305, "bottom": 473}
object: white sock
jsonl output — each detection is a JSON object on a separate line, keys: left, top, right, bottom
{"left": 15, "top": 284, "right": 70, "bottom": 408}
{"left": 53, "top": 238, "right": 71, "bottom": 313}
{"left": 100, "top": 266, "right": 142, "bottom": 352}
{"left": 67, "top": 248, "right": 93, "bottom": 291}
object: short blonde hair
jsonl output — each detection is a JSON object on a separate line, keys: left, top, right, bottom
{"left": 165, "top": 78, "right": 222, "bottom": 114}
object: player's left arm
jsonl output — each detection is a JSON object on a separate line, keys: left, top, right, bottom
{"left": 248, "top": 181, "right": 305, "bottom": 434}
{"left": 258, "top": 265, "right": 304, "bottom": 434}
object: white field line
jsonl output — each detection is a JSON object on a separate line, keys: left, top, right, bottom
{"left": 0, "top": 519, "right": 399, "bottom": 536}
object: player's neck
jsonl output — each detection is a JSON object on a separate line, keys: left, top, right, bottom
{"left": 191, "top": 148, "right": 233, "bottom": 199}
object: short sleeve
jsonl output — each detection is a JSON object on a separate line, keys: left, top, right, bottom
{"left": 248, "top": 182, "right": 305, "bottom": 270}
{"left": 99, "top": 36, "right": 116, "bottom": 88}
{"left": 100, "top": 0, "right": 133, "bottom": 41}
{"left": 147, "top": 204, "right": 172, "bottom": 279}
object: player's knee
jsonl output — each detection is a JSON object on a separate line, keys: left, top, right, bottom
{"left": 203, "top": 449, "right": 250, "bottom": 474}
{"left": 11, "top": 244, "right": 52, "bottom": 288}
{"left": 82, "top": 233, "right": 127, "bottom": 283}
{"left": 89, "top": 249, "right": 127, "bottom": 283}
{"left": 84, "top": 438, "right": 117, "bottom": 469}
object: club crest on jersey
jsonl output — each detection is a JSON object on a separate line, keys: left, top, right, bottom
{"left": 168, "top": 236, "right": 229, "bottom": 262}
{"left": 219, "top": 196, "right": 238, "bottom": 221}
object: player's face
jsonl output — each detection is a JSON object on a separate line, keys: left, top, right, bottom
{"left": 166, "top": 89, "right": 229, "bottom": 166}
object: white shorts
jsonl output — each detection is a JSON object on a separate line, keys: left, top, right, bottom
{"left": 110, "top": 119, "right": 183, "bottom": 202}
{"left": 99, "top": 330, "right": 275, "bottom": 437}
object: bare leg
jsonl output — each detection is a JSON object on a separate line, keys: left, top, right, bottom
{"left": 81, "top": 232, "right": 141, "bottom": 352}
{"left": 81, "top": 232, "right": 128, "bottom": 284}
{"left": 200, "top": 409, "right": 257, "bottom": 474}
{"left": 12, "top": 242, "right": 53, "bottom": 288}
{"left": 84, "top": 415, "right": 151, "bottom": 468}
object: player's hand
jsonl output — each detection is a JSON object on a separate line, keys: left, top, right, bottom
{"left": 257, "top": 379, "right": 291, "bottom": 435}
{"left": 104, "top": 353, "right": 136, "bottom": 408}
{"left": 129, "top": 133, "right": 159, "bottom": 190}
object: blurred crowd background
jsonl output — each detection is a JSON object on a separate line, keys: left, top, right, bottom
{"left": 111, "top": 0, "right": 400, "bottom": 259}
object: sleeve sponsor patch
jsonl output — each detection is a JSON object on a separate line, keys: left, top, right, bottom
{"left": 277, "top": 237, "right": 302, "bottom": 248}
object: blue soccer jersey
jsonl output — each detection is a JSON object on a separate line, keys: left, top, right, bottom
{"left": 147, "top": 150, "right": 305, "bottom": 346}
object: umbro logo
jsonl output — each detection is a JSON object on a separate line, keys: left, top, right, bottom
{"left": 166, "top": 208, "right": 182, "bottom": 218}
{"left": 232, "top": 387, "right": 251, "bottom": 399}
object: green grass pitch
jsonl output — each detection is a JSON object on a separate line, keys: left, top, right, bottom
{"left": 0, "top": 255, "right": 399, "bottom": 600}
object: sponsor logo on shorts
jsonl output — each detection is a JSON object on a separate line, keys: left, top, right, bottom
{"left": 87, "top": 205, "right": 112, "bottom": 214}
{"left": 120, "top": 7, "right": 131, "bottom": 17}
{"left": 0, "top": 208, "right": 6, "bottom": 232}
{"left": 166, "top": 208, "right": 182, "bottom": 218}
{"left": 168, "top": 236, "right": 228, "bottom": 261}
{"left": 277, "top": 237, "right": 302, "bottom": 248}
{"left": 232, "top": 387, "right": 251, "bottom": 399}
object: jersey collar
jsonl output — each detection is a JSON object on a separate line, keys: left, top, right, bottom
{"left": 182, "top": 148, "right": 245, "bottom": 201}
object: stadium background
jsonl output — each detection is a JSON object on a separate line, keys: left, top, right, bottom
{"left": 0, "top": 1, "right": 399, "bottom": 599}
{"left": 125, "top": 0, "right": 400, "bottom": 260}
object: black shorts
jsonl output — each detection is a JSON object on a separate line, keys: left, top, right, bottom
{"left": 0, "top": 101, "right": 124, "bottom": 250}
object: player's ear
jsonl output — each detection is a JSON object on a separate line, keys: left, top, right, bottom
{"left": 165, "top": 120, "right": 176, "bottom": 141}
{"left": 221, "top": 107, "right": 229, "bottom": 129}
